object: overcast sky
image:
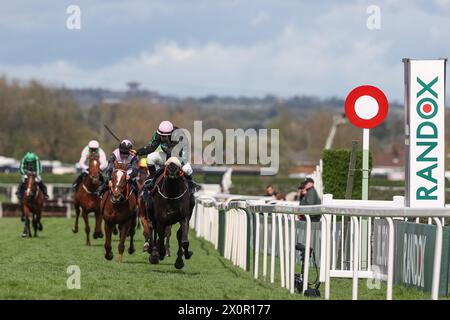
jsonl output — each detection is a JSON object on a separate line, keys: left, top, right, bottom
{"left": 1, "top": 0, "right": 449, "bottom": 101}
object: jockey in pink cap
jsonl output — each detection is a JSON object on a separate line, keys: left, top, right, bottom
{"left": 135, "top": 120, "right": 200, "bottom": 197}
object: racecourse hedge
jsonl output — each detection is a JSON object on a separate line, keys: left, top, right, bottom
{"left": 322, "top": 149, "right": 372, "bottom": 199}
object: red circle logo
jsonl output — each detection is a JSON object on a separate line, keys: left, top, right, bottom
{"left": 344, "top": 85, "right": 389, "bottom": 129}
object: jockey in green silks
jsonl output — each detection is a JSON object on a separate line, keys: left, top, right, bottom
{"left": 16, "top": 152, "right": 49, "bottom": 200}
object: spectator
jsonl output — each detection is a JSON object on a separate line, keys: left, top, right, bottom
{"left": 298, "top": 178, "right": 321, "bottom": 222}
{"left": 265, "top": 184, "right": 278, "bottom": 199}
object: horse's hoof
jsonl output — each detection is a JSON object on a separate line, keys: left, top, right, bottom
{"left": 174, "top": 257, "right": 184, "bottom": 269}
{"left": 21, "top": 233, "right": 28, "bottom": 238}
{"left": 105, "top": 252, "right": 114, "bottom": 260}
{"left": 184, "top": 251, "right": 193, "bottom": 260}
{"left": 143, "top": 242, "right": 149, "bottom": 252}
{"left": 118, "top": 254, "right": 123, "bottom": 263}
{"left": 128, "top": 247, "right": 135, "bottom": 255}
{"left": 72, "top": 228, "right": 78, "bottom": 234}
{"left": 86, "top": 241, "right": 91, "bottom": 246}
{"left": 38, "top": 223, "right": 43, "bottom": 231}
{"left": 149, "top": 254, "right": 159, "bottom": 265}
{"left": 159, "top": 255, "right": 165, "bottom": 261}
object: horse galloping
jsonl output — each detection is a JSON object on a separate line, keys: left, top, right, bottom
{"left": 101, "top": 162, "right": 137, "bottom": 262}
{"left": 20, "top": 172, "right": 45, "bottom": 237}
{"left": 149, "top": 157, "right": 192, "bottom": 269}
{"left": 73, "top": 153, "right": 103, "bottom": 245}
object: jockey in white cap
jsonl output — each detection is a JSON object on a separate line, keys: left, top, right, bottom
{"left": 72, "top": 140, "right": 108, "bottom": 191}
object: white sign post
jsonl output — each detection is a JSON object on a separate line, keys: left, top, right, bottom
{"left": 404, "top": 59, "right": 447, "bottom": 208}
{"left": 345, "top": 85, "right": 389, "bottom": 270}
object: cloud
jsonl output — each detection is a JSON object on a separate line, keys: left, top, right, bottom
{"left": 251, "top": 11, "right": 270, "bottom": 26}
{"left": 0, "top": 0, "right": 449, "bottom": 102}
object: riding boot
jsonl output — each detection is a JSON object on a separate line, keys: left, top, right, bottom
{"left": 72, "top": 173, "right": 84, "bottom": 191}
{"left": 131, "top": 179, "right": 139, "bottom": 198}
{"left": 16, "top": 182, "right": 24, "bottom": 201}
{"left": 98, "top": 180, "right": 109, "bottom": 198}
{"left": 147, "top": 165, "right": 157, "bottom": 180}
{"left": 185, "top": 175, "right": 201, "bottom": 194}
{"left": 39, "top": 181, "right": 49, "bottom": 200}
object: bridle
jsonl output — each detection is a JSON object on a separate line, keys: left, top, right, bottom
{"left": 157, "top": 164, "right": 188, "bottom": 200}
{"left": 110, "top": 168, "right": 133, "bottom": 204}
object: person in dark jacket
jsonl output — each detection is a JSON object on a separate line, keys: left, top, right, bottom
{"left": 298, "top": 178, "right": 321, "bottom": 222}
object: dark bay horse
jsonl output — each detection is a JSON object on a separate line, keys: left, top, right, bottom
{"left": 21, "top": 172, "right": 44, "bottom": 237}
{"left": 137, "top": 165, "right": 172, "bottom": 256}
{"left": 73, "top": 153, "right": 103, "bottom": 245}
{"left": 149, "top": 157, "right": 192, "bottom": 269}
{"left": 101, "top": 162, "right": 137, "bottom": 262}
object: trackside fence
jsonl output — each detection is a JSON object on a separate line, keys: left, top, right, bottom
{"left": 191, "top": 193, "right": 450, "bottom": 300}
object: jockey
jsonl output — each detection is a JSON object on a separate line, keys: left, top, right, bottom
{"left": 135, "top": 120, "right": 200, "bottom": 197}
{"left": 98, "top": 139, "right": 139, "bottom": 198}
{"left": 16, "top": 152, "right": 49, "bottom": 200}
{"left": 72, "top": 140, "right": 107, "bottom": 191}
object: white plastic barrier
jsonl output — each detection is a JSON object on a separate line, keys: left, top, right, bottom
{"left": 192, "top": 192, "right": 450, "bottom": 300}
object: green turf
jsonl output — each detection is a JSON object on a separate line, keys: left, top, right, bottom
{"left": 0, "top": 217, "right": 440, "bottom": 300}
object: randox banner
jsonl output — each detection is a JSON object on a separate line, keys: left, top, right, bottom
{"left": 404, "top": 58, "right": 447, "bottom": 208}
{"left": 393, "top": 221, "right": 450, "bottom": 297}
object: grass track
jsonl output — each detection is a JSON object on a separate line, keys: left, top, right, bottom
{"left": 0, "top": 217, "right": 435, "bottom": 300}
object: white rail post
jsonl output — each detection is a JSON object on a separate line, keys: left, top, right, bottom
{"left": 431, "top": 217, "right": 443, "bottom": 300}
{"left": 332, "top": 215, "right": 337, "bottom": 270}
{"left": 290, "top": 214, "right": 296, "bottom": 294}
{"left": 270, "top": 213, "right": 276, "bottom": 284}
{"left": 284, "top": 214, "right": 290, "bottom": 291}
{"left": 66, "top": 203, "right": 71, "bottom": 219}
{"left": 341, "top": 215, "right": 345, "bottom": 270}
{"left": 351, "top": 216, "right": 359, "bottom": 300}
{"left": 254, "top": 211, "right": 260, "bottom": 279}
{"left": 277, "top": 214, "right": 285, "bottom": 288}
{"left": 303, "top": 215, "right": 312, "bottom": 294}
{"left": 324, "top": 214, "right": 331, "bottom": 300}
{"left": 386, "top": 218, "right": 394, "bottom": 300}
{"left": 263, "top": 212, "right": 268, "bottom": 281}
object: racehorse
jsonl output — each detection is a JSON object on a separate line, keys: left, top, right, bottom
{"left": 20, "top": 172, "right": 44, "bottom": 237}
{"left": 101, "top": 161, "right": 137, "bottom": 262}
{"left": 149, "top": 157, "right": 192, "bottom": 269}
{"left": 72, "top": 153, "right": 103, "bottom": 245}
{"left": 138, "top": 165, "right": 172, "bottom": 256}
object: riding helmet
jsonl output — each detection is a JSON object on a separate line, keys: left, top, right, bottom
{"left": 157, "top": 121, "right": 174, "bottom": 136}
{"left": 119, "top": 139, "right": 133, "bottom": 154}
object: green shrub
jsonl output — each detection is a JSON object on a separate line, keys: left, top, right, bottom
{"left": 322, "top": 149, "right": 372, "bottom": 199}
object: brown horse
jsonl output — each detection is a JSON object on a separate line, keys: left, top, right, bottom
{"left": 21, "top": 172, "right": 44, "bottom": 237}
{"left": 101, "top": 162, "right": 137, "bottom": 262}
{"left": 72, "top": 153, "right": 103, "bottom": 245}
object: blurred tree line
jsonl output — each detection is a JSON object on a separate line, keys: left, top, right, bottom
{"left": 3, "top": 77, "right": 446, "bottom": 173}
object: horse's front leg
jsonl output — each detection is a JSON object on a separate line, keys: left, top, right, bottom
{"left": 157, "top": 224, "right": 166, "bottom": 260}
{"left": 81, "top": 208, "right": 91, "bottom": 246}
{"left": 72, "top": 203, "right": 80, "bottom": 233}
{"left": 128, "top": 213, "right": 136, "bottom": 255}
{"left": 118, "top": 222, "right": 129, "bottom": 263}
{"left": 32, "top": 213, "right": 38, "bottom": 237}
{"left": 181, "top": 217, "right": 192, "bottom": 260}
{"left": 104, "top": 222, "right": 114, "bottom": 260}
{"left": 93, "top": 207, "right": 103, "bottom": 239}
{"left": 22, "top": 206, "right": 31, "bottom": 238}
{"left": 174, "top": 224, "right": 184, "bottom": 269}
